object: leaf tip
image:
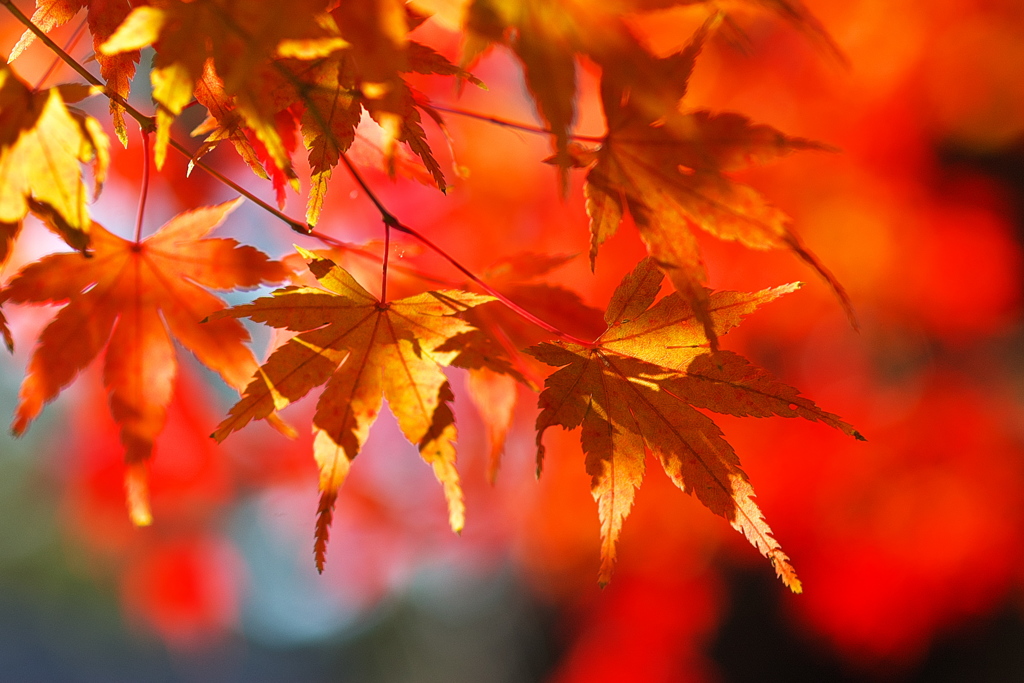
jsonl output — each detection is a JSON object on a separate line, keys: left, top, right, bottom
{"left": 267, "top": 413, "right": 298, "bottom": 439}
{"left": 314, "top": 482, "right": 340, "bottom": 574}
{"left": 11, "top": 413, "right": 29, "bottom": 437}
{"left": 125, "top": 463, "right": 153, "bottom": 527}
{"left": 293, "top": 244, "right": 317, "bottom": 261}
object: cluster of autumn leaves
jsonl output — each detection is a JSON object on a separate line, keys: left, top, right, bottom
{"left": 0, "top": 0, "right": 865, "bottom": 589}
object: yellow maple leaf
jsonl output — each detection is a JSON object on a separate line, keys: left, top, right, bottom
{"left": 210, "top": 248, "right": 494, "bottom": 571}
{"left": 0, "top": 63, "right": 108, "bottom": 252}
{"left": 526, "top": 258, "right": 863, "bottom": 589}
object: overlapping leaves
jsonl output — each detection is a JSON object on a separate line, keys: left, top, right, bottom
{"left": 8, "top": 0, "right": 139, "bottom": 145}
{"left": 98, "top": 0, "right": 346, "bottom": 168}
{"left": 0, "top": 0, "right": 865, "bottom": 590}
{"left": 527, "top": 258, "right": 863, "bottom": 588}
{"left": 468, "top": 2, "right": 851, "bottom": 347}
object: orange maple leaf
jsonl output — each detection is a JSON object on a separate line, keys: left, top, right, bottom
{"left": 210, "top": 248, "right": 494, "bottom": 571}
{"left": 581, "top": 104, "right": 850, "bottom": 347}
{"left": 190, "top": 61, "right": 301, "bottom": 209}
{"left": 0, "top": 199, "right": 289, "bottom": 524}
{"left": 526, "top": 258, "right": 863, "bottom": 589}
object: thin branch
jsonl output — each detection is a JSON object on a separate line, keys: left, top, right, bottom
{"left": 2, "top": 0, "right": 149, "bottom": 128}
{"left": 391, "top": 220, "right": 595, "bottom": 346}
{"left": 430, "top": 103, "right": 605, "bottom": 144}
{"left": 170, "top": 142, "right": 312, "bottom": 234}
{"left": 337, "top": 152, "right": 399, "bottom": 225}
{"left": 33, "top": 16, "right": 87, "bottom": 91}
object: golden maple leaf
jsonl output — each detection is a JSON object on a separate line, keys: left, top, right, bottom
{"left": 0, "top": 199, "right": 290, "bottom": 524}
{"left": 210, "top": 248, "right": 494, "bottom": 571}
{"left": 0, "top": 63, "right": 108, "bottom": 253}
{"left": 526, "top": 258, "right": 863, "bottom": 589}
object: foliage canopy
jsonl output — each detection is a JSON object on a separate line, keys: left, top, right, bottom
{"left": 0, "top": 0, "right": 864, "bottom": 588}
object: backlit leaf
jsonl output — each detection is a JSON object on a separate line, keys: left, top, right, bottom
{"left": 0, "top": 199, "right": 290, "bottom": 523}
{"left": 210, "top": 249, "right": 494, "bottom": 570}
{"left": 527, "top": 258, "right": 863, "bottom": 587}
{"left": 0, "top": 63, "right": 108, "bottom": 253}
{"left": 8, "top": 0, "right": 141, "bottom": 146}
{"left": 100, "top": 0, "right": 345, "bottom": 168}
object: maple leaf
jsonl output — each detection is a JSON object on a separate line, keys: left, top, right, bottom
{"left": 439, "top": 252, "right": 605, "bottom": 481}
{"left": 652, "top": 0, "right": 846, "bottom": 62}
{"left": 296, "top": 40, "right": 478, "bottom": 224}
{"left": 464, "top": 6, "right": 850, "bottom": 345}
{"left": 9, "top": 0, "right": 141, "bottom": 146}
{"left": 0, "top": 63, "right": 108, "bottom": 253}
{"left": 526, "top": 258, "right": 863, "bottom": 588}
{"left": 99, "top": 0, "right": 346, "bottom": 168}
{"left": 463, "top": 0, "right": 582, "bottom": 186}
{"left": 580, "top": 18, "right": 850, "bottom": 350}
{"left": 296, "top": 53, "right": 364, "bottom": 226}
{"left": 461, "top": 0, "right": 828, "bottom": 186}
{"left": 209, "top": 249, "right": 494, "bottom": 571}
{"left": 190, "top": 61, "right": 301, "bottom": 209}
{"left": 0, "top": 199, "right": 290, "bottom": 524}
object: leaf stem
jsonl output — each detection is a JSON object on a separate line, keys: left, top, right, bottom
{"left": 381, "top": 210, "right": 391, "bottom": 303}
{"left": 429, "top": 103, "right": 605, "bottom": 144}
{"left": 1, "top": 0, "right": 147, "bottom": 126}
{"left": 168, "top": 142, "right": 312, "bottom": 234}
{"left": 391, "top": 219, "right": 594, "bottom": 346}
{"left": 32, "top": 16, "right": 87, "bottom": 91}
{"left": 133, "top": 128, "right": 151, "bottom": 244}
